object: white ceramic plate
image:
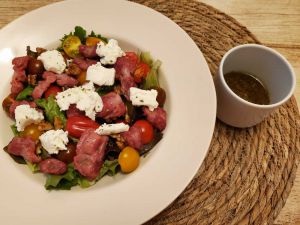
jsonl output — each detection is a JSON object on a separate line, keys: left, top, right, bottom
{"left": 0, "top": 0, "right": 216, "bottom": 224}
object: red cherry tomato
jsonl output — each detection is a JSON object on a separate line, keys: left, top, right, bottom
{"left": 134, "top": 120, "right": 154, "bottom": 144}
{"left": 134, "top": 62, "right": 150, "bottom": 83}
{"left": 44, "top": 85, "right": 62, "bottom": 98}
{"left": 125, "top": 52, "right": 139, "bottom": 65}
{"left": 66, "top": 116, "right": 99, "bottom": 138}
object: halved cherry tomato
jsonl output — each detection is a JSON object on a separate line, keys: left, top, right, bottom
{"left": 56, "top": 142, "right": 76, "bottom": 164}
{"left": 2, "top": 93, "right": 15, "bottom": 114}
{"left": 27, "top": 58, "right": 44, "bottom": 75}
{"left": 20, "top": 124, "right": 42, "bottom": 141}
{"left": 44, "top": 85, "right": 62, "bottom": 99}
{"left": 133, "top": 62, "right": 150, "bottom": 83}
{"left": 62, "top": 35, "right": 81, "bottom": 58}
{"left": 66, "top": 116, "right": 99, "bottom": 138}
{"left": 77, "top": 71, "right": 87, "bottom": 85}
{"left": 125, "top": 52, "right": 139, "bottom": 65}
{"left": 151, "top": 87, "right": 166, "bottom": 107}
{"left": 86, "top": 37, "right": 102, "bottom": 47}
{"left": 134, "top": 120, "right": 154, "bottom": 144}
{"left": 118, "top": 146, "right": 140, "bottom": 173}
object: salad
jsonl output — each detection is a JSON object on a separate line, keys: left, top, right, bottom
{"left": 2, "top": 26, "right": 167, "bottom": 190}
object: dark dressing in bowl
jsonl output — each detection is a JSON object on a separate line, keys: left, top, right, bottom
{"left": 224, "top": 71, "right": 270, "bottom": 105}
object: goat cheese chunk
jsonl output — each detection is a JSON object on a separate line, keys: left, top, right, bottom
{"left": 95, "top": 123, "right": 129, "bottom": 135}
{"left": 39, "top": 129, "right": 69, "bottom": 154}
{"left": 15, "top": 104, "right": 44, "bottom": 132}
{"left": 38, "top": 50, "right": 66, "bottom": 74}
{"left": 129, "top": 87, "right": 159, "bottom": 111}
{"left": 87, "top": 62, "right": 115, "bottom": 86}
{"left": 96, "top": 39, "right": 125, "bottom": 65}
{"left": 56, "top": 82, "right": 103, "bottom": 120}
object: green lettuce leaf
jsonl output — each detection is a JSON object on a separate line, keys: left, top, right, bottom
{"left": 26, "top": 161, "right": 39, "bottom": 173}
{"left": 16, "top": 86, "right": 34, "bottom": 101}
{"left": 45, "top": 164, "right": 78, "bottom": 190}
{"left": 45, "top": 160, "right": 119, "bottom": 190}
{"left": 143, "top": 60, "right": 162, "bottom": 89}
{"left": 97, "top": 159, "right": 119, "bottom": 180}
{"left": 10, "top": 124, "right": 20, "bottom": 136}
{"left": 140, "top": 52, "right": 153, "bottom": 67}
{"left": 35, "top": 96, "right": 66, "bottom": 127}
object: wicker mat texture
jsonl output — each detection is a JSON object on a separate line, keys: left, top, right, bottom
{"left": 130, "top": 0, "right": 300, "bottom": 224}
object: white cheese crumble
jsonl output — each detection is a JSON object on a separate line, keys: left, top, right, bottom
{"left": 87, "top": 62, "right": 116, "bottom": 86}
{"left": 15, "top": 105, "right": 44, "bottom": 132}
{"left": 56, "top": 82, "right": 103, "bottom": 120}
{"left": 38, "top": 50, "right": 66, "bottom": 74}
{"left": 95, "top": 123, "right": 129, "bottom": 135}
{"left": 96, "top": 39, "right": 125, "bottom": 65}
{"left": 39, "top": 129, "right": 69, "bottom": 155}
{"left": 129, "top": 87, "right": 159, "bottom": 111}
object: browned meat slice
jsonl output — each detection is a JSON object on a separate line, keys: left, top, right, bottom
{"left": 73, "top": 58, "right": 97, "bottom": 70}
{"left": 12, "top": 56, "right": 30, "bottom": 70}
{"left": 32, "top": 71, "right": 57, "bottom": 99}
{"left": 39, "top": 158, "right": 67, "bottom": 175}
{"left": 143, "top": 107, "right": 167, "bottom": 131}
{"left": 79, "top": 45, "right": 97, "bottom": 58}
{"left": 7, "top": 137, "right": 40, "bottom": 163}
{"left": 56, "top": 74, "right": 78, "bottom": 87}
{"left": 121, "top": 126, "right": 143, "bottom": 150}
{"left": 76, "top": 129, "right": 108, "bottom": 155}
{"left": 10, "top": 69, "right": 27, "bottom": 95}
{"left": 73, "top": 152, "right": 104, "bottom": 180}
{"left": 97, "top": 92, "right": 126, "bottom": 120}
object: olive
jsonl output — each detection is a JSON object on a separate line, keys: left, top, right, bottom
{"left": 27, "top": 58, "right": 44, "bottom": 75}
{"left": 152, "top": 87, "right": 166, "bottom": 107}
{"left": 2, "top": 94, "right": 15, "bottom": 114}
{"left": 56, "top": 142, "right": 76, "bottom": 164}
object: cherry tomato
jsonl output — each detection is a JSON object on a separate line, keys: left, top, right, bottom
{"left": 125, "top": 52, "right": 139, "bottom": 65}
{"left": 2, "top": 94, "right": 15, "bottom": 114}
{"left": 56, "top": 142, "right": 76, "bottom": 164}
{"left": 44, "top": 85, "right": 62, "bottom": 99}
{"left": 133, "top": 62, "right": 150, "bottom": 83}
{"left": 63, "top": 35, "right": 81, "bottom": 58}
{"left": 27, "top": 58, "right": 44, "bottom": 75}
{"left": 77, "top": 71, "right": 87, "bottom": 85}
{"left": 20, "top": 124, "right": 42, "bottom": 141}
{"left": 86, "top": 37, "right": 102, "bottom": 46}
{"left": 151, "top": 87, "right": 166, "bottom": 107}
{"left": 134, "top": 120, "right": 154, "bottom": 144}
{"left": 118, "top": 146, "right": 140, "bottom": 173}
{"left": 66, "top": 116, "right": 99, "bottom": 138}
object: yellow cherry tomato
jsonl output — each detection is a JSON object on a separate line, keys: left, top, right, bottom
{"left": 62, "top": 35, "right": 81, "bottom": 58}
{"left": 20, "top": 124, "right": 42, "bottom": 141}
{"left": 86, "top": 37, "right": 102, "bottom": 46}
{"left": 118, "top": 147, "right": 140, "bottom": 173}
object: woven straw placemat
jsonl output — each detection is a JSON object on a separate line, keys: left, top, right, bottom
{"left": 130, "top": 0, "right": 300, "bottom": 224}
